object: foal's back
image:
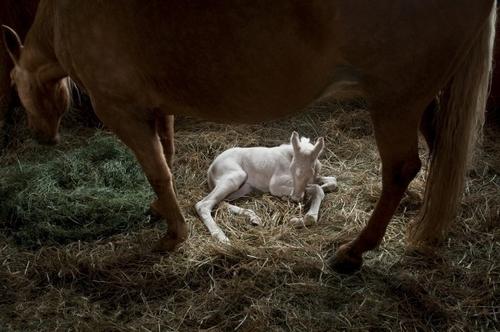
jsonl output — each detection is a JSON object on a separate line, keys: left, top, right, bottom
{"left": 207, "top": 145, "right": 293, "bottom": 191}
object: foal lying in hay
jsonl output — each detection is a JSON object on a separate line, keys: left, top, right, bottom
{"left": 196, "top": 132, "right": 337, "bottom": 243}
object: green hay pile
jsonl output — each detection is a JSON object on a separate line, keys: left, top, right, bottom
{"left": 0, "top": 130, "right": 154, "bottom": 248}
{"left": 0, "top": 101, "right": 498, "bottom": 331}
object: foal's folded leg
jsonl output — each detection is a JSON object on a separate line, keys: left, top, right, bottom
{"left": 225, "top": 203, "right": 262, "bottom": 225}
{"left": 291, "top": 184, "right": 325, "bottom": 228}
{"left": 317, "top": 176, "right": 338, "bottom": 193}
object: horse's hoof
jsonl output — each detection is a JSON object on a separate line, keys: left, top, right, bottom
{"left": 152, "top": 234, "right": 185, "bottom": 253}
{"left": 328, "top": 245, "right": 363, "bottom": 274}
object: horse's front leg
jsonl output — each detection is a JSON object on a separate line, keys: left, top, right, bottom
{"left": 92, "top": 101, "right": 187, "bottom": 251}
{"left": 156, "top": 113, "right": 175, "bottom": 169}
{"left": 291, "top": 184, "right": 325, "bottom": 228}
{"left": 151, "top": 113, "right": 176, "bottom": 215}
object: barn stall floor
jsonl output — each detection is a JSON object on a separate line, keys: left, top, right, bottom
{"left": 0, "top": 101, "right": 498, "bottom": 331}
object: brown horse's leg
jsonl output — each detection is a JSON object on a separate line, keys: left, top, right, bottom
{"left": 92, "top": 102, "right": 187, "bottom": 252}
{"left": 329, "top": 103, "right": 422, "bottom": 273}
{"left": 420, "top": 98, "right": 438, "bottom": 153}
{"left": 151, "top": 113, "right": 176, "bottom": 216}
{"left": 156, "top": 114, "right": 175, "bottom": 169}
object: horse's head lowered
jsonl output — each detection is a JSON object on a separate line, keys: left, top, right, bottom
{"left": 2, "top": 25, "right": 69, "bottom": 145}
{"left": 289, "top": 131, "right": 324, "bottom": 202}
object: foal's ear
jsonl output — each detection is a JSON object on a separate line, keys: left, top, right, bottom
{"left": 2, "top": 25, "right": 23, "bottom": 65}
{"left": 290, "top": 131, "right": 300, "bottom": 152}
{"left": 312, "top": 137, "right": 325, "bottom": 159}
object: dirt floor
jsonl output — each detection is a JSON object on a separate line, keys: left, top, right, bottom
{"left": 0, "top": 101, "right": 498, "bottom": 331}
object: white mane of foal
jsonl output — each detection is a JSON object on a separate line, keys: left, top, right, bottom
{"left": 196, "top": 131, "right": 337, "bottom": 243}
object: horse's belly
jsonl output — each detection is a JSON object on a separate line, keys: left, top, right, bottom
{"left": 58, "top": 2, "right": 342, "bottom": 123}
{"left": 164, "top": 78, "right": 363, "bottom": 123}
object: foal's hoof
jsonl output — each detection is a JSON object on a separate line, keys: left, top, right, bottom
{"left": 328, "top": 245, "right": 363, "bottom": 274}
{"left": 290, "top": 217, "right": 303, "bottom": 228}
{"left": 214, "top": 232, "right": 231, "bottom": 245}
{"left": 152, "top": 234, "right": 185, "bottom": 253}
{"left": 291, "top": 214, "right": 317, "bottom": 228}
{"left": 303, "top": 214, "right": 317, "bottom": 226}
{"left": 250, "top": 216, "right": 262, "bottom": 226}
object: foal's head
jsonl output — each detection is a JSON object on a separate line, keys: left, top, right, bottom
{"left": 289, "top": 131, "right": 324, "bottom": 202}
{"left": 2, "top": 25, "right": 70, "bottom": 145}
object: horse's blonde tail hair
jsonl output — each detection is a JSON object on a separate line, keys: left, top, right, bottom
{"left": 409, "top": 4, "right": 496, "bottom": 244}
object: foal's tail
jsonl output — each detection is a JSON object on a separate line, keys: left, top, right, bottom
{"left": 409, "top": 4, "right": 496, "bottom": 244}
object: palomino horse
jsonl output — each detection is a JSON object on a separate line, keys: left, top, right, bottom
{"left": 2, "top": 1, "right": 496, "bottom": 273}
{"left": 0, "top": 0, "right": 39, "bottom": 145}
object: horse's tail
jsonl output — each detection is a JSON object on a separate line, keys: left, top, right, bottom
{"left": 409, "top": 3, "right": 496, "bottom": 244}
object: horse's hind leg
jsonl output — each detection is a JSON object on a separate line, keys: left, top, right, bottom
{"left": 420, "top": 98, "right": 438, "bottom": 153}
{"left": 91, "top": 100, "right": 187, "bottom": 251}
{"left": 195, "top": 171, "right": 247, "bottom": 243}
{"left": 329, "top": 101, "right": 422, "bottom": 273}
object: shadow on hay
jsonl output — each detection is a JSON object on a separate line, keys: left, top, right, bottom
{"left": 9, "top": 239, "right": 462, "bottom": 330}
{"left": 0, "top": 102, "right": 497, "bottom": 330}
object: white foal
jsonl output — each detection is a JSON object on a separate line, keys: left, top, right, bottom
{"left": 195, "top": 132, "right": 337, "bottom": 243}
